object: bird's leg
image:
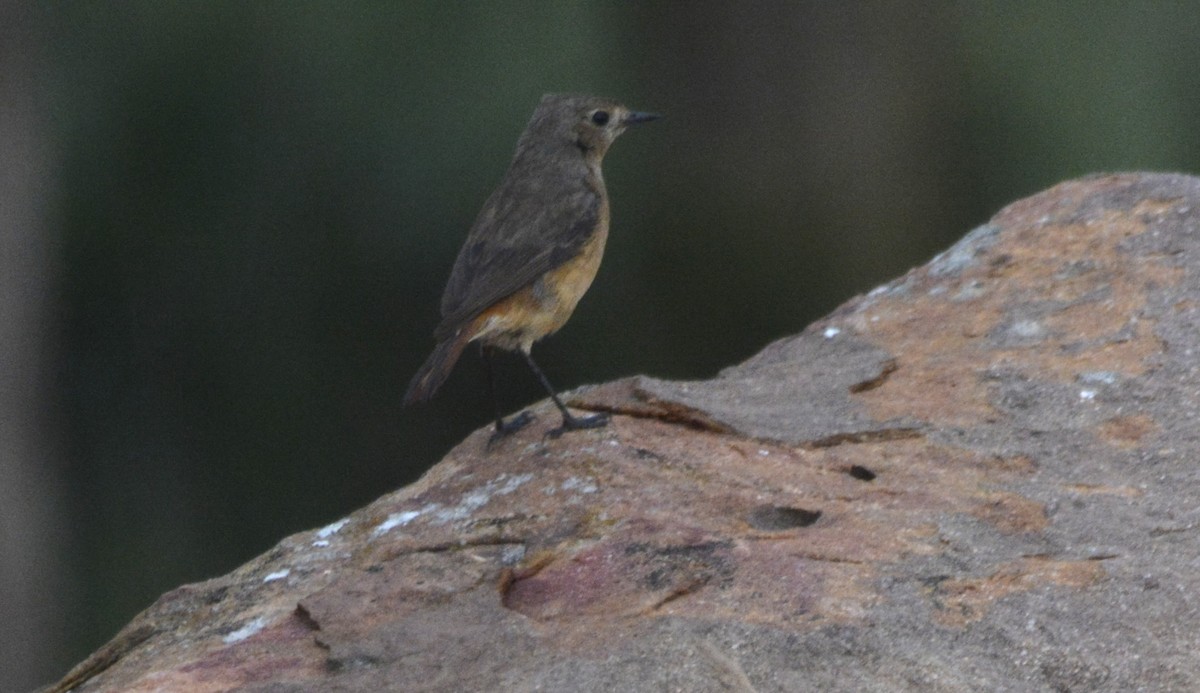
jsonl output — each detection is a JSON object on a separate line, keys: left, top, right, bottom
{"left": 520, "top": 350, "right": 609, "bottom": 437}
{"left": 482, "top": 345, "right": 534, "bottom": 443}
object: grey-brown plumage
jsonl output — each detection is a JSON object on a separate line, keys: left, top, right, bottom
{"left": 404, "top": 93, "right": 658, "bottom": 439}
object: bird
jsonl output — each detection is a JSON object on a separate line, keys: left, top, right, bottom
{"left": 403, "top": 93, "right": 659, "bottom": 440}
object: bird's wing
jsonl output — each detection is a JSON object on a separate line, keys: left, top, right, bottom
{"left": 434, "top": 178, "right": 601, "bottom": 341}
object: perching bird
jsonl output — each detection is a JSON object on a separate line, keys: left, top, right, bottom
{"left": 404, "top": 93, "right": 659, "bottom": 439}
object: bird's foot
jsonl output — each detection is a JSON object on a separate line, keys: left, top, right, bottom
{"left": 488, "top": 410, "right": 536, "bottom": 446}
{"left": 546, "top": 411, "right": 609, "bottom": 439}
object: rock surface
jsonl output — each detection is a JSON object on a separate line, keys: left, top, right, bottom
{"left": 49, "top": 173, "right": 1200, "bottom": 692}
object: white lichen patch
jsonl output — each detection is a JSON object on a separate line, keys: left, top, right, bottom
{"left": 953, "top": 281, "right": 988, "bottom": 301}
{"left": 222, "top": 616, "right": 268, "bottom": 644}
{"left": 372, "top": 507, "right": 431, "bottom": 537}
{"left": 560, "top": 477, "right": 598, "bottom": 494}
{"left": 316, "top": 518, "right": 349, "bottom": 539}
{"left": 432, "top": 473, "right": 534, "bottom": 525}
{"left": 1009, "top": 319, "right": 1045, "bottom": 339}
{"left": 500, "top": 544, "right": 526, "bottom": 565}
{"left": 1079, "top": 371, "right": 1119, "bottom": 386}
{"left": 263, "top": 569, "right": 290, "bottom": 583}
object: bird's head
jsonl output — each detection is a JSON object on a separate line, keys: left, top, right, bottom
{"left": 524, "top": 93, "right": 660, "bottom": 160}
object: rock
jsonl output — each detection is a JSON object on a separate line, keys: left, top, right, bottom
{"left": 48, "top": 173, "right": 1200, "bottom": 692}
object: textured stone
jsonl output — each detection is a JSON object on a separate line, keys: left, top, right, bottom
{"left": 48, "top": 173, "right": 1200, "bottom": 692}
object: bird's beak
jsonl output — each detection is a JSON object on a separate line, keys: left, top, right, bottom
{"left": 623, "top": 111, "right": 662, "bottom": 125}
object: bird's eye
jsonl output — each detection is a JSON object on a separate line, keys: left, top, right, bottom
{"left": 591, "top": 110, "right": 610, "bottom": 126}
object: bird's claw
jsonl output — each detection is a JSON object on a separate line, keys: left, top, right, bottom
{"left": 488, "top": 410, "right": 535, "bottom": 446}
{"left": 546, "top": 411, "right": 609, "bottom": 439}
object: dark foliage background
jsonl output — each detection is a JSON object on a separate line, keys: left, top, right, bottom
{"left": 6, "top": 2, "right": 1200, "bottom": 688}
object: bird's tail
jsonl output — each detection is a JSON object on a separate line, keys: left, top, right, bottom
{"left": 404, "top": 330, "right": 471, "bottom": 405}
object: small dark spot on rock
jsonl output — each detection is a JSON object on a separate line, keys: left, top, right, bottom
{"left": 748, "top": 505, "right": 822, "bottom": 530}
{"left": 919, "top": 574, "right": 950, "bottom": 588}
{"left": 645, "top": 567, "right": 669, "bottom": 589}
{"left": 326, "top": 653, "right": 381, "bottom": 672}
{"left": 294, "top": 603, "right": 321, "bottom": 632}
{"left": 365, "top": 564, "right": 384, "bottom": 573}
{"left": 847, "top": 465, "right": 876, "bottom": 481}
{"left": 633, "top": 447, "right": 663, "bottom": 461}
{"left": 622, "top": 541, "right": 737, "bottom": 590}
{"left": 203, "top": 586, "right": 228, "bottom": 604}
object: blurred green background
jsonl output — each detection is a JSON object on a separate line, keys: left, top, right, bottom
{"left": 5, "top": 2, "right": 1200, "bottom": 689}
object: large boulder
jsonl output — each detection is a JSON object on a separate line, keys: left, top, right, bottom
{"left": 50, "top": 173, "right": 1200, "bottom": 692}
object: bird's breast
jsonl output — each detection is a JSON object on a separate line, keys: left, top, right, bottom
{"left": 470, "top": 219, "right": 609, "bottom": 353}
